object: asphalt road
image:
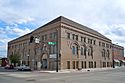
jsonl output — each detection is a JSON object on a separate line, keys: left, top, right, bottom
{"left": 0, "top": 67, "right": 125, "bottom": 83}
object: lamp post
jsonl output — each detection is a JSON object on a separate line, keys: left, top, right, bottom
{"left": 56, "top": 29, "right": 59, "bottom": 72}
{"left": 27, "top": 54, "right": 29, "bottom": 66}
{"left": 112, "top": 44, "right": 115, "bottom": 68}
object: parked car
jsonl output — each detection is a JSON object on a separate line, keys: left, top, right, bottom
{"left": 17, "top": 65, "right": 31, "bottom": 71}
{"left": 4, "top": 64, "right": 14, "bottom": 69}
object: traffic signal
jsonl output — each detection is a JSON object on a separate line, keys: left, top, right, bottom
{"left": 30, "top": 36, "right": 34, "bottom": 43}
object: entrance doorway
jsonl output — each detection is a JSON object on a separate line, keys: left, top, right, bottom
{"left": 41, "top": 53, "right": 48, "bottom": 69}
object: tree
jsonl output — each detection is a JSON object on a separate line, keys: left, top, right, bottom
{"left": 9, "top": 54, "right": 20, "bottom": 66}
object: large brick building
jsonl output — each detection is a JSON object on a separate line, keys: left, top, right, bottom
{"left": 112, "top": 44, "right": 125, "bottom": 67}
{"left": 8, "top": 16, "right": 113, "bottom": 70}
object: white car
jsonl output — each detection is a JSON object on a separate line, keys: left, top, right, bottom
{"left": 17, "top": 65, "right": 31, "bottom": 71}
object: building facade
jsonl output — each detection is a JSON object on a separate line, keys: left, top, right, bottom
{"left": 8, "top": 16, "right": 113, "bottom": 70}
{"left": 112, "top": 44, "right": 125, "bottom": 67}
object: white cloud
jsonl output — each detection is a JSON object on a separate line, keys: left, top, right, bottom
{"left": 0, "top": 0, "right": 125, "bottom": 56}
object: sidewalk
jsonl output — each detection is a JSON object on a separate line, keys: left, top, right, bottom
{"left": 33, "top": 67, "right": 115, "bottom": 73}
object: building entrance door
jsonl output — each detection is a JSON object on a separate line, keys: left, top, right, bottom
{"left": 41, "top": 53, "right": 48, "bottom": 70}
{"left": 42, "top": 59, "right": 47, "bottom": 69}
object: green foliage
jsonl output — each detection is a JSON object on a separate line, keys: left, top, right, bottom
{"left": 9, "top": 54, "right": 20, "bottom": 65}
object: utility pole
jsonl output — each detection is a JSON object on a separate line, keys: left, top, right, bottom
{"left": 56, "top": 29, "right": 58, "bottom": 72}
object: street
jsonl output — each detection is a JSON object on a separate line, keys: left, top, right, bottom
{"left": 0, "top": 67, "right": 125, "bottom": 83}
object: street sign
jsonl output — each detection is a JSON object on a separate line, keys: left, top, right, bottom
{"left": 49, "top": 54, "right": 57, "bottom": 58}
{"left": 48, "top": 42, "right": 56, "bottom": 45}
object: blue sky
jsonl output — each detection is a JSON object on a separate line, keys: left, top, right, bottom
{"left": 0, "top": 0, "right": 125, "bottom": 57}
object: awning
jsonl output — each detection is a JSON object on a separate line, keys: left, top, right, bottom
{"left": 122, "top": 60, "right": 125, "bottom": 63}
{"left": 114, "top": 59, "right": 120, "bottom": 62}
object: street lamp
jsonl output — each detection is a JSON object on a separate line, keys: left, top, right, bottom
{"left": 27, "top": 54, "right": 29, "bottom": 66}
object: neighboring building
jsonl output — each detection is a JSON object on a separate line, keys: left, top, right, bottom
{"left": 112, "top": 44, "right": 125, "bottom": 67}
{"left": 8, "top": 16, "right": 113, "bottom": 70}
{"left": 1, "top": 58, "right": 8, "bottom": 67}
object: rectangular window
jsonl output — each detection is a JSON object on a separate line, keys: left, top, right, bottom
{"left": 72, "top": 46, "right": 75, "bottom": 55}
{"left": 81, "top": 37, "right": 83, "bottom": 42}
{"left": 107, "top": 62, "right": 109, "bottom": 67}
{"left": 67, "top": 61, "right": 70, "bottom": 69}
{"left": 90, "top": 39, "right": 92, "bottom": 44}
{"left": 67, "top": 33, "right": 70, "bottom": 39}
{"left": 72, "top": 34, "right": 75, "bottom": 40}
{"left": 91, "top": 61, "right": 93, "bottom": 68}
{"left": 89, "top": 61, "right": 91, "bottom": 68}
{"left": 84, "top": 61, "right": 86, "bottom": 68}
{"left": 94, "top": 40, "right": 96, "bottom": 45}
{"left": 94, "top": 61, "right": 96, "bottom": 68}
{"left": 45, "top": 34, "right": 47, "bottom": 40}
{"left": 76, "top": 61, "right": 79, "bottom": 69}
{"left": 103, "top": 62, "right": 106, "bottom": 67}
{"left": 73, "top": 61, "right": 75, "bottom": 69}
{"left": 84, "top": 37, "right": 86, "bottom": 42}
{"left": 81, "top": 61, "right": 83, "bottom": 68}
{"left": 88, "top": 38, "right": 90, "bottom": 43}
{"left": 42, "top": 35, "right": 44, "bottom": 41}
{"left": 102, "top": 43, "right": 105, "bottom": 47}
{"left": 53, "top": 32, "right": 57, "bottom": 39}
{"left": 49, "top": 33, "right": 52, "bottom": 39}
{"left": 99, "top": 42, "right": 101, "bottom": 46}
{"left": 81, "top": 47, "right": 83, "bottom": 55}
{"left": 106, "top": 44, "right": 109, "bottom": 48}
{"left": 76, "top": 35, "right": 78, "bottom": 41}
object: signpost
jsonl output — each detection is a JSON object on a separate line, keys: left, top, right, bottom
{"left": 48, "top": 41, "right": 56, "bottom": 45}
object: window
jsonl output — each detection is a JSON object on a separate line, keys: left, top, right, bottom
{"left": 99, "top": 42, "right": 101, "bottom": 46}
{"left": 67, "top": 33, "right": 70, "bottom": 39}
{"left": 45, "top": 34, "right": 47, "bottom": 40}
{"left": 53, "top": 32, "right": 57, "bottom": 39}
{"left": 94, "top": 40, "right": 96, "bottom": 45}
{"left": 76, "top": 61, "right": 79, "bottom": 69}
{"left": 81, "top": 37, "right": 83, "bottom": 42}
{"left": 88, "top": 49, "right": 90, "bottom": 56}
{"left": 102, "top": 49, "right": 106, "bottom": 58}
{"left": 90, "top": 46, "right": 93, "bottom": 57}
{"left": 84, "top": 37, "right": 86, "bottom": 43}
{"left": 72, "top": 44, "right": 79, "bottom": 55}
{"left": 81, "top": 47, "right": 84, "bottom": 55}
{"left": 89, "top": 61, "right": 91, "bottom": 68}
{"left": 90, "top": 39, "right": 92, "bottom": 44}
{"left": 107, "top": 62, "right": 109, "bottom": 67}
{"left": 81, "top": 61, "right": 83, "bottom": 68}
{"left": 67, "top": 61, "right": 70, "bottom": 69}
{"left": 94, "top": 61, "right": 96, "bottom": 68}
{"left": 107, "top": 50, "right": 110, "bottom": 59}
{"left": 102, "top": 43, "right": 105, "bottom": 47}
{"left": 89, "top": 61, "right": 93, "bottom": 68}
{"left": 106, "top": 44, "right": 109, "bottom": 48}
{"left": 84, "top": 46, "right": 87, "bottom": 56}
{"left": 72, "top": 46, "right": 75, "bottom": 55}
{"left": 72, "top": 34, "right": 75, "bottom": 40}
{"left": 88, "top": 38, "right": 90, "bottom": 43}
{"left": 76, "top": 46, "right": 78, "bottom": 55}
{"left": 103, "top": 62, "right": 106, "bottom": 67}
{"left": 91, "top": 61, "right": 93, "bottom": 68}
{"left": 42, "top": 35, "right": 44, "bottom": 41}
{"left": 84, "top": 61, "right": 86, "bottom": 68}
{"left": 76, "top": 35, "right": 78, "bottom": 41}
{"left": 73, "top": 61, "right": 75, "bottom": 69}
{"left": 49, "top": 33, "right": 52, "bottom": 39}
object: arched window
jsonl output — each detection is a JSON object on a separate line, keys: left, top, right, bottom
{"left": 84, "top": 46, "right": 86, "bottom": 56}
{"left": 81, "top": 47, "right": 83, "bottom": 55}
{"left": 72, "top": 46, "right": 75, "bottom": 55}
{"left": 72, "top": 44, "right": 79, "bottom": 55}
{"left": 90, "top": 46, "right": 93, "bottom": 56}
{"left": 107, "top": 50, "right": 110, "bottom": 58}
{"left": 102, "top": 49, "right": 105, "bottom": 57}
